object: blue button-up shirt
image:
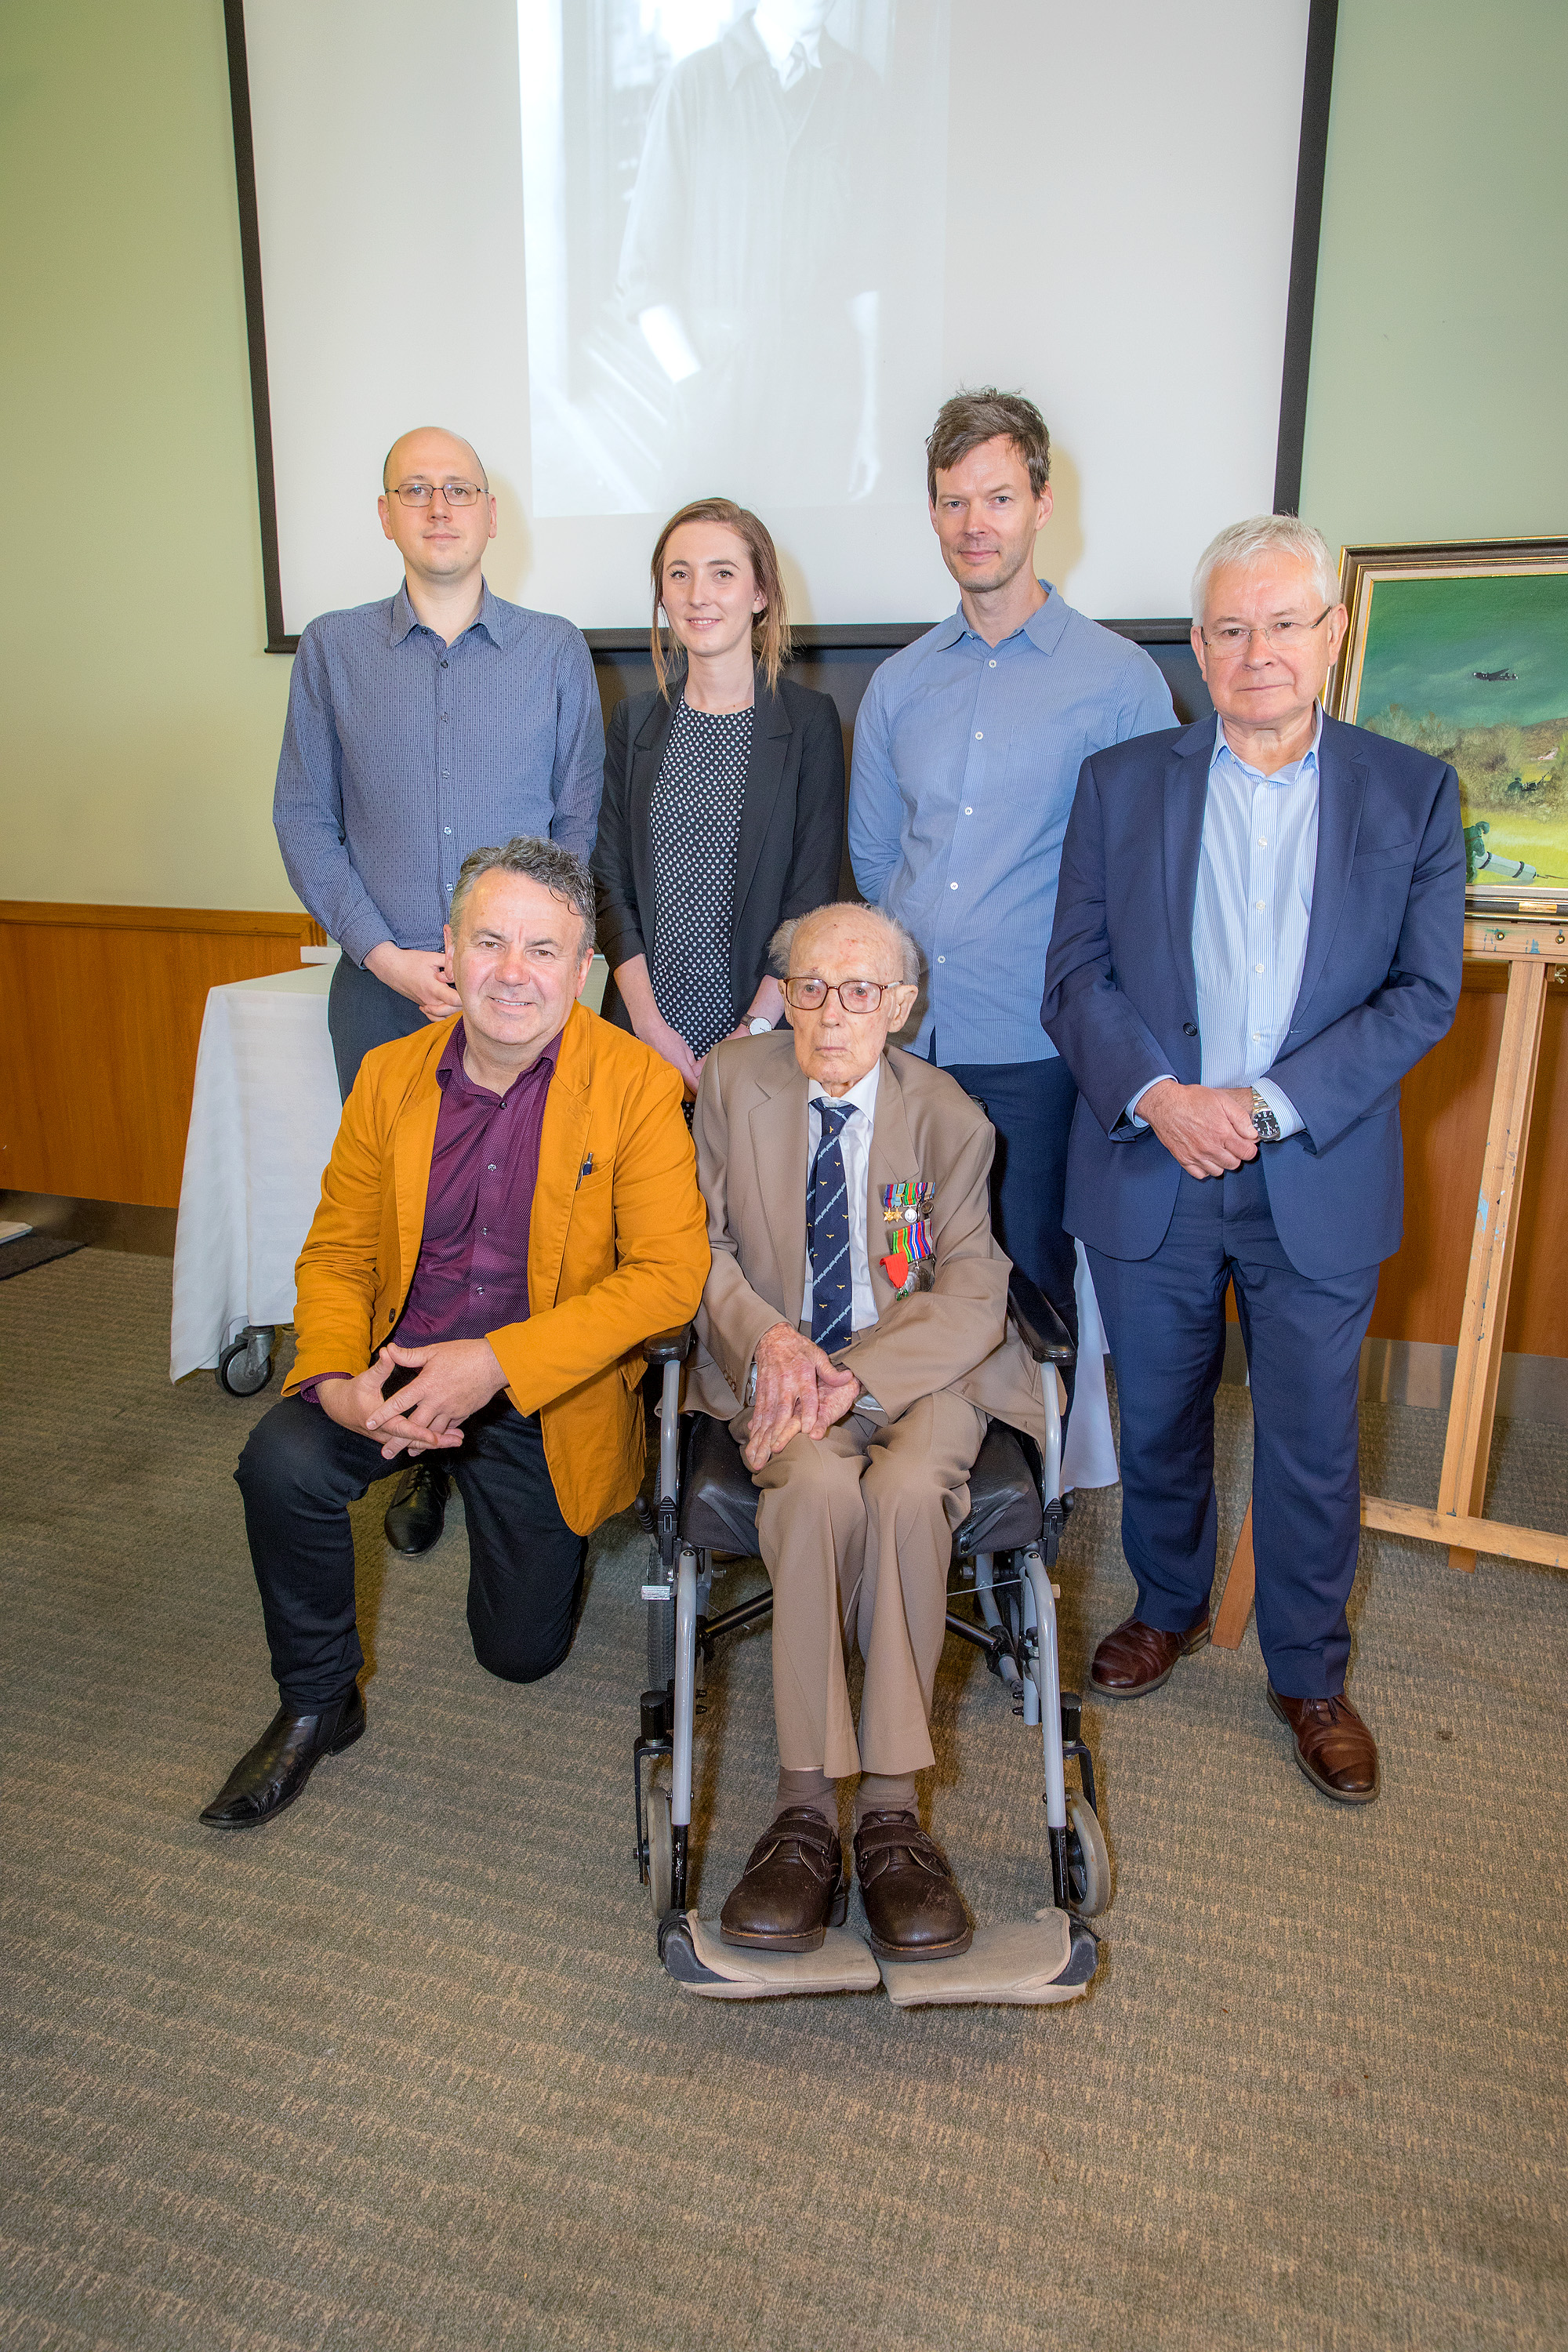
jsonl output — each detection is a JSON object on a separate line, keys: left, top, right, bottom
{"left": 1130, "top": 708, "right": 1320, "bottom": 1135}
{"left": 848, "top": 586, "right": 1176, "bottom": 1063}
{"left": 273, "top": 582, "right": 604, "bottom": 966}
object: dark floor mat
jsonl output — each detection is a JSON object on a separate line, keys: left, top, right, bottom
{"left": 0, "top": 1235, "right": 88, "bottom": 1279}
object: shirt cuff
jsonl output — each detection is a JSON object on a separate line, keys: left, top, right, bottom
{"left": 1252, "top": 1076, "right": 1305, "bottom": 1140}
{"left": 1124, "top": 1075, "right": 1178, "bottom": 1132}
{"left": 299, "top": 1372, "right": 353, "bottom": 1407}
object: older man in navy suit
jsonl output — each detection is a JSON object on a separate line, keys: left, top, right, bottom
{"left": 1042, "top": 515, "right": 1464, "bottom": 1803}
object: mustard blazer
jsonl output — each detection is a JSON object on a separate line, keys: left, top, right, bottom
{"left": 285, "top": 1001, "right": 710, "bottom": 1534}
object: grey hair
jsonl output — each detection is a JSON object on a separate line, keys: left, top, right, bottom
{"left": 1191, "top": 514, "right": 1340, "bottom": 620}
{"left": 769, "top": 902, "right": 920, "bottom": 987}
{"left": 448, "top": 835, "right": 596, "bottom": 958}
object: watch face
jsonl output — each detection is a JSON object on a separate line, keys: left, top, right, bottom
{"left": 748, "top": 1018, "right": 773, "bottom": 1034}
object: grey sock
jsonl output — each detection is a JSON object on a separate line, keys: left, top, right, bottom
{"left": 775, "top": 1766, "right": 838, "bottom": 1829}
{"left": 854, "top": 1771, "right": 918, "bottom": 1828}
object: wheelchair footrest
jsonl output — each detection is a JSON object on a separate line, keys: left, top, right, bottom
{"left": 663, "top": 1912, "right": 881, "bottom": 1998}
{"left": 877, "top": 1911, "right": 1100, "bottom": 2009}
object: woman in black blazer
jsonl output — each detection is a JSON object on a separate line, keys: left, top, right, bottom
{"left": 593, "top": 497, "right": 845, "bottom": 1094}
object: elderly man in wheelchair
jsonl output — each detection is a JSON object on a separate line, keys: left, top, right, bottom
{"left": 669, "top": 900, "right": 1076, "bottom": 1969}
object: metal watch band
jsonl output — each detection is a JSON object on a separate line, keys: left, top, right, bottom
{"left": 1250, "top": 1087, "right": 1282, "bottom": 1142}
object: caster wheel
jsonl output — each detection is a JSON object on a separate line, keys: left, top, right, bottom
{"left": 1065, "top": 1790, "right": 1111, "bottom": 1919}
{"left": 216, "top": 1327, "right": 275, "bottom": 1397}
{"left": 646, "top": 1769, "right": 674, "bottom": 1921}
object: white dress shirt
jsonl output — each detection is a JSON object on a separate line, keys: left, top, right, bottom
{"left": 1131, "top": 708, "right": 1320, "bottom": 1137}
{"left": 800, "top": 1061, "right": 881, "bottom": 1332}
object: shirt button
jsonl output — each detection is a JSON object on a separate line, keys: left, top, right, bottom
{"left": 444, "top": 826, "right": 452, "bottom": 835}
{"left": 442, "top": 768, "right": 452, "bottom": 778}
{"left": 482, "top": 1225, "right": 488, "bottom": 1234}
{"left": 440, "top": 660, "right": 448, "bottom": 670}
{"left": 476, "top": 1287, "right": 484, "bottom": 1295}
{"left": 949, "top": 881, "right": 958, "bottom": 890}
{"left": 1254, "top": 964, "right": 1264, "bottom": 975}
{"left": 1255, "top": 898, "right": 1265, "bottom": 909}
{"left": 964, "top": 807, "right": 973, "bottom": 815}
{"left": 988, "top": 659, "right": 996, "bottom": 667}
{"left": 1258, "top": 837, "right": 1267, "bottom": 847}
{"left": 975, "top": 731, "right": 983, "bottom": 740}
{"left": 937, "top": 954, "right": 946, "bottom": 964}
{"left": 488, "top": 1163, "right": 498, "bottom": 1172}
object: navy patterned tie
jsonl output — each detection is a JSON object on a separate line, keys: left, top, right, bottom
{"left": 808, "top": 1100, "right": 855, "bottom": 1352}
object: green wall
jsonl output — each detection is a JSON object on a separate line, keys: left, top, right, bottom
{"left": 2, "top": 0, "right": 1564, "bottom": 913}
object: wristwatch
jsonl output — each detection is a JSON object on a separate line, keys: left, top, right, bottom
{"left": 747, "top": 1016, "right": 774, "bottom": 1035}
{"left": 1250, "top": 1087, "right": 1282, "bottom": 1143}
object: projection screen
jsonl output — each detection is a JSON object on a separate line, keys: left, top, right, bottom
{"left": 229, "top": 0, "right": 1329, "bottom": 644}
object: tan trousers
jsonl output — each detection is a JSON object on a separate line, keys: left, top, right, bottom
{"left": 744, "top": 1391, "right": 988, "bottom": 1781}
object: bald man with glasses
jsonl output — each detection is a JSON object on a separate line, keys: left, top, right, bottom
{"left": 274, "top": 424, "right": 604, "bottom": 1558}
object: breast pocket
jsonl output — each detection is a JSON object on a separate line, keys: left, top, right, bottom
{"left": 1350, "top": 837, "right": 1420, "bottom": 873}
{"left": 561, "top": 1164, "right": 616, "bottom": 1287}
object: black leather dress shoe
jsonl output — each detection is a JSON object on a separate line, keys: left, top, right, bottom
{"left": 199, "top": 1685, "right": 365, "bottom": 1828}
{"left": 853, "top": 1810, "right": 972, "bottom": 1962}
{"left": 384, "top": 1461, "right": 450, "bottom": 1555}
{"left": 719, "top": 1809, "right": 847, "bottom": 1952}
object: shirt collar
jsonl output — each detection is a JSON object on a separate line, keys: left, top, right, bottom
{"left": 753, "top": 9, "right": 822, "bottom": 74}
{"left": 1211, "top": 703, "right": 1323, "bottom": 788}
{"left": 932, "top": 582, "right": 1068, "bottom": 658}
{"left": 808, "top": 1059, "right": 881, "bottom": 1123}
{"left": 436, "top": 1019, "right": 561, "bottom": 1104}
{"left": 389, "top": 578, "right": 515, "bottom": 651}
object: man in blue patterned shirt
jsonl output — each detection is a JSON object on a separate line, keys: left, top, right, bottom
{"left": 273, "top": 424, "right": 605, "bottom": 1554}
{"left": 849, "top": 391, "right": 1175, "bottom": 1396}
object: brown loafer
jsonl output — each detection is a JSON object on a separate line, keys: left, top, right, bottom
{"left": 1268, "top": 1687, "right": 1381, "bottom": 1804}
{"left": 720, "top": 1809, "right": 847, "bottom": 1952}
{"left": 1089, "top": 1607, "right": 1210, "bottom": 1699}
{"left": 852, "top": 1810, "right": 972, "bottom": 1962}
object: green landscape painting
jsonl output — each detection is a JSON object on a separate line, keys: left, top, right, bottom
{"left": 1352, "top": 568, "right": 1568, "bottom": 890}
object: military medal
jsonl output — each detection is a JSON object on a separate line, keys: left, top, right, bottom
{"left": 879, "top": 1180, "right": 935, "bottom": 1298}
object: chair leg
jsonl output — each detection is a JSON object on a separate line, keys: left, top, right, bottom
{"left": 670, "top": 1543, "right": 700, "bottom": 1915}
{"left": 1024, "top": 1541, "right": 1072, "bottom": 1910}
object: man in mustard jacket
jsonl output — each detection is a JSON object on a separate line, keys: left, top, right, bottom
{"left": 201, "top": 837, "right": 709, "bottom": 1828}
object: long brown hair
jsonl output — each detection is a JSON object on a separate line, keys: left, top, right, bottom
{"left": 649, "top": 498, "right": 793, "bottom": 699}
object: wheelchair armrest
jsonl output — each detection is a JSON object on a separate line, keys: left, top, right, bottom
{"left": 1007, "top": 1268, "right": 1075, "bottom": 1367}
{"left": 642, "top": 1323, "right": 695, "bottom": 1367}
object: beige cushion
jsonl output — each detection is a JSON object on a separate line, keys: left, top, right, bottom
{"left": 680, "top": 1913, "right": 882, "bottom": 1999}
{"left": 878, "top": 1911, "right": 1088, "bottom": 2008}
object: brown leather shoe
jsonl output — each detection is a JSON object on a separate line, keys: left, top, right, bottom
{"left": 1268, "top": 1687, "right": 1381, "bottom": 1803}
{"left": 1088, "top": 1607, "right": 1210, "bottom": 1699}
{"left": 720, "top": 1809, "right": 847, "bottom": 1952}
{"left": 853, "top": 1811, "right": 972, "bottom": 1962}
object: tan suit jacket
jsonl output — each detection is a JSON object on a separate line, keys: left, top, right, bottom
{"left": 686, "top": 1032, "right": 1051, "bottom": 1439}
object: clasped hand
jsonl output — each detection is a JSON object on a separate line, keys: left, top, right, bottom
{"left": 318, "top": 1338, "right": 509, "bottom": 1460}
{"left": 1136, "top": 1079, "right": 1258, "bottom": 1179}
{"left": 742, "top": 1323, "right": 862, "bottom": 1472}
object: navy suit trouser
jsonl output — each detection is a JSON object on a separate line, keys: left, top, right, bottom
{"left": 1085, "top": 1155, "right": 1378, "bottom": 1699}
{"left": 942, "top": 1054, "right": 1080, "bottom": 1417}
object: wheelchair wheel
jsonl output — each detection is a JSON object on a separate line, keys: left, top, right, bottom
{"left": 216, "top": 1326, "right": 274, "bottom": 1398}
{"left": 1065, "top": 1791, "right": 1111, "bottom": 1919}
{"left": 646, "top": 1766, "right": 674, "bottom": 1920}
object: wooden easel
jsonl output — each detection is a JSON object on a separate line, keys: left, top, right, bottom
{"left": 1214, "top": 912, "right": 1568, "bottom": 1650}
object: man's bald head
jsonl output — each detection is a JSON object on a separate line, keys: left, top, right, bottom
{"left": 382, "top": 426, "right": 488, "bottom": 493}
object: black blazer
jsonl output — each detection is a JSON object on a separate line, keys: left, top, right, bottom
{"left": 593, "top": 669, "right": 846, "bottom": 1034}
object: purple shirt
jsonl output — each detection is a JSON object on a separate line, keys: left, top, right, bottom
{"left": 302, "top": 1021, "right": 557, "bottom": 1403}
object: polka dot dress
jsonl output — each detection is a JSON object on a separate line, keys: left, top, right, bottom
{"left": 648, "top": 695, "right": 754, "bottom": 1059}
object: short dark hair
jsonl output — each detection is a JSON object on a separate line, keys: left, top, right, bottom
{"left": 448, "top": 836, "right": 595, "bottom": 959}
{"left": 925, "top": 388, "right": 1051, "bottom": 503}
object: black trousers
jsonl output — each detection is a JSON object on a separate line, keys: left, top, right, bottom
{"left": 942, "top": 1053, "right": 1080, "bottom": 1412}
{"left": 327, "top": 953, "right": 430, "bottom": 1102}
{"left": 234, "top": 1392, "right": 587, "bottom": 1709}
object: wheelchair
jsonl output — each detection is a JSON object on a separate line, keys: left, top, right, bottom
{"left": 631, "top": 1270, "right": 1110, "bottom": 2004}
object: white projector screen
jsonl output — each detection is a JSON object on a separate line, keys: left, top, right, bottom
{"left": 231, "top": 0, "right": 1324, "bottom": 642}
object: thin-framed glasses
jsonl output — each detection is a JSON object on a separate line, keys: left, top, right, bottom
{"left": 784, "top": 978, "right": 896, "bottom": 1013}
{"left": 389, "top": 480, "right": 486, "bottom": 508}
{"left": 1202, "top": 606, "right": 1332, "bottom": 655}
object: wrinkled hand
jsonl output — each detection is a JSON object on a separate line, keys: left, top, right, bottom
{"left": 364, "top": 942, "right": 462, "bottom": 1022}
{"left": 742, "top": 1323, "right": 862, "bottom": 1471}
{"left": 1136, "top": 1079, "right": 1258, "bottom": 1179}
{"left": 640, "top": 1014, "right": 703, "bottom": 1099}
{"left": 314, "top": 1350, "right": 458, "bottom": 1457}
{"left": 361, "top": 1338, "right": 509, "bottom": 1460}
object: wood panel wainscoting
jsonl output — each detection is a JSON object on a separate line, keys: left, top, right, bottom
{"left": 0, "top": 902, "right": 326, "bottom": 1209}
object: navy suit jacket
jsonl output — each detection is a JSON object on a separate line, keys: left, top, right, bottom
{"left": 1040, "top": 713, "right": 1465, "bottom": 1279}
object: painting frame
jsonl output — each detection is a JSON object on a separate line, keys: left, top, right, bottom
{"left": 1330, "top": 535, "right": 1568, "bottom": 913}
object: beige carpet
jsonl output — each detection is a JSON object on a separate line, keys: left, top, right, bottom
{"left": 2, "top": 1249, "right": 1565, "bottom": 2351}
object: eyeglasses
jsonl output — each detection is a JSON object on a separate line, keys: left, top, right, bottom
{"left": 1201, "top": 607, "right": 1332, "bottom": 655}
{"left": 388, "top": 480, "right": 486, "bottom": 508}
{"left": 784, "top": 978, "right": 898, "bottom": 1013}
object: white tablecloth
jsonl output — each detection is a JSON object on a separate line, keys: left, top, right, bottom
{"left": 170, "top": 963, "right": 343, "bottom": 1381}
{"left": 167, "top": 959, "right": 1122, "bottom": 1488}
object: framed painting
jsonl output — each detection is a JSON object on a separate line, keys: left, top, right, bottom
{"left": 1330, "top": 536, "right": 1568, "bottom": 913}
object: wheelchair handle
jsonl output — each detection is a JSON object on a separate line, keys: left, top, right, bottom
{"left": 1007, "top": 1269, "right": 1075, "bottom": 1367}
{"left": 642, "top": 1323, "right": 695, "bottom": 1366}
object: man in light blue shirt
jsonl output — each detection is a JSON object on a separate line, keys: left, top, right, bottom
{"left": 1043, "top": 516, "right": 1465, "bottom": 1807}
{"left": 849, "top": 390, "right": 1175, "bottom": 1380}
